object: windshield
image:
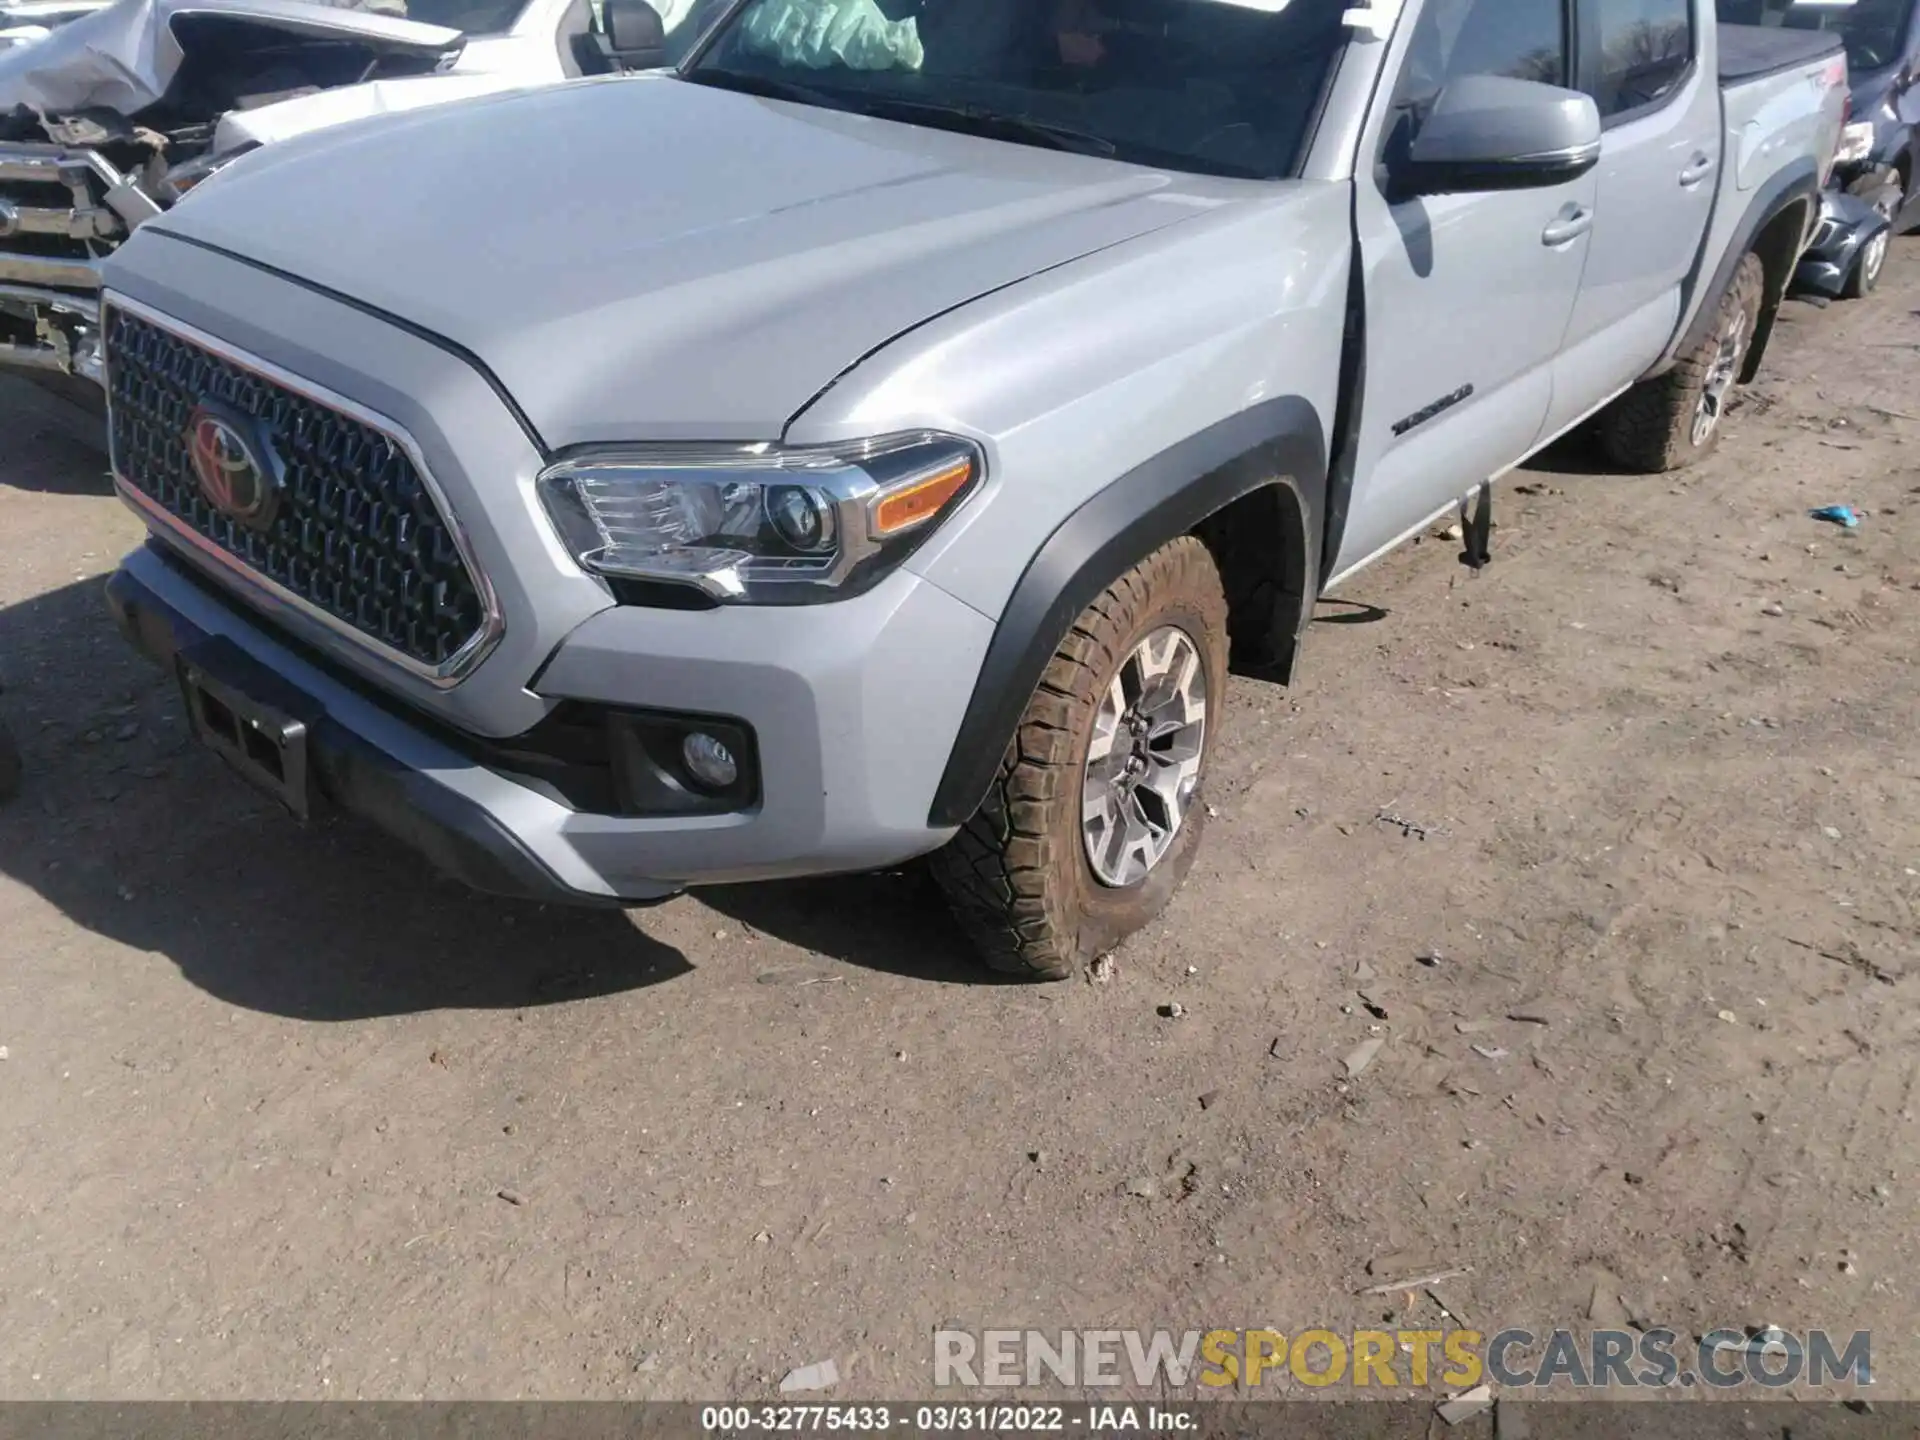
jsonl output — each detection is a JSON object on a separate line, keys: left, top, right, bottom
{"left": 680, "top": 0, "right": 1353, "bottom": 180}
{"left": 1718, "top": 0, "right": 1917, "bottom": 72}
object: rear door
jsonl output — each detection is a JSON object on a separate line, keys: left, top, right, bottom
{"left": 1332, "top": 0, "right": 1597, "bottom": 580}
{"left": 1547, "top": 0, "right": 1721, "bottom": 432}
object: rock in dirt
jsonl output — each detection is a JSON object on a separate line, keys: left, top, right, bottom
{"left": 1088, "top": 954, "right": 1117, "bottom": 985}
{"left": 495, "top": 1188, "right": 526, "bottom": 1207}
{"left": 1471, "top": 1044, "right": 1509, "bottom": 1061}
{"left": 779, "top": 1359, "right": 839, "bottom": 1394}
{"left": 1198, "top": 1090, "right": 1221, "bottom": 1111}
{"left": 1159, "top": 1002, "right": 1187, "bottom": 1020}
{"left": 1123, "top": 1177, "right": 1159, "bottom": 1199}
{"left": 1437, "top": 1385, "right": 1493, "bottom": 1425}
{"left": 1358, "top": 1266, "right": 1471, "bottom": 1296}
{"left": 1587, "top": 1270, "right": 1633, "bottom": 1330}
{"left": 1343, "top": 1037, "right": 1386, "bottom": 1078}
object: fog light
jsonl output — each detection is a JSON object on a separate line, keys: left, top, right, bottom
{"left": 681, "top": 731, "right": 739, "bottom": 791}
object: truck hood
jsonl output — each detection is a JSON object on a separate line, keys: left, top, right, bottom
{"left": 147, "top": 74, "right": 1204, "bottom": 446}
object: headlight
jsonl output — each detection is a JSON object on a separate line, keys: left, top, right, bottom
{"left": 537, "top": 431, "right": 982, "bottom": 603}
{"left": 1836, "top": 121, "right": 1875, "bottom": 166}
{"left": 154, "top": 144, "right": 258, "bottom": 204}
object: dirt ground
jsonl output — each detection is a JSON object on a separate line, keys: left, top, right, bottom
{"left": 2, "top": 243, "right": 1918, "bottom": 1406}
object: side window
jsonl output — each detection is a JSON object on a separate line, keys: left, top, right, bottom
{"left": 1587, "top": 0, "right": 1694, "bottom": 119}
{"left": 1391, "top": 0, "right": 1569, "bottom": 120}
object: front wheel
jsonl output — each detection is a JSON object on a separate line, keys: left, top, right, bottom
{"left": 1842, "top": 177, "right": 1901, "bottom": 299}
{"left": 1597, "top": 251, "right": 1765, "bottom": 473}
{"left": 931, "top": 536, "right": 1229, "bottom": 980}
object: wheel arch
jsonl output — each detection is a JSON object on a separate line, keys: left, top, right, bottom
{"left": 1739, "top": 193, "right": 1816, "bottom": 382}
{"left": 925, "top": 397, "right": 1327, "bottom": 829}
{"left": 1659, "top": 159, "right": 1818, "bottom": 387}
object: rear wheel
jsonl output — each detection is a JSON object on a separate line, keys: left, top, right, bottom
{"left": 1597, "top": 251, "right": 1765, "bottom": 473}
{"left": 931, "top": 536, "right": 1228, "bottom": 980}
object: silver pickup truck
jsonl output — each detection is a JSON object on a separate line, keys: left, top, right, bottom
{"left": 101, "top": 0, "right": 1844, "bottom": 979}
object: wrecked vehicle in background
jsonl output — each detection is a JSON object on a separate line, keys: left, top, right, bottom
{"left": 0, "top": 0, "right": 707, "bottom": 399}
{"left": 1721, "top": 0, "right": 1920, "bottom": 298}
{"left": 0, "top": 0, "right": 112, "bottom": 52}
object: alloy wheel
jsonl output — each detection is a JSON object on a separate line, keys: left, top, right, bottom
{"left": 1692, "top": 304, "right": 1749, "bottom": 448}
{"left": 1081, "top": 626, "right": 1208, "bottom": 889}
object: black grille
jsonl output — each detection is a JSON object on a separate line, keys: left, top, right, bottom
{"left": 107, "top": 306, "right": 488, "bottom": 672}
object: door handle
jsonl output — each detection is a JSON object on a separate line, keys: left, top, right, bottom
{"left": 1678, "top": 153, "right": 1714, "bottom": 188}
{"left": 1542, "top": 207, "right": 1594, "bottom": 246}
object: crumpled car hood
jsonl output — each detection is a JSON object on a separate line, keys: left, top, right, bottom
{"left": 0, "top": 0, "right": 459, "bottom": 117}
{"left": 146, "top": 74, "right": 1204, "bottom": 447}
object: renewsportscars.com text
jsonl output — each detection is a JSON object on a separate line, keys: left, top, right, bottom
{"left": 933, "top": 1328, "right": 1872, "bottom": 1391}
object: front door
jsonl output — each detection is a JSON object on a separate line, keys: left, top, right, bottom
{"left": 1331, "top": 0, "right": 1597, "bottom": 580}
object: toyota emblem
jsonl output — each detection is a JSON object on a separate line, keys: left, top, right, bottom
{"left": 187, "top": 405, "right": 281, "bottom": 530}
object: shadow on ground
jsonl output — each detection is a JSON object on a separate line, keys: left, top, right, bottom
{"left": 0, "top": 377, "right": 112, "bottom": 494}
{"left": 702, "top": 869, "right": 1012, "bottom": 987}
{"left": 0, "top": 575, "right": 696, "bottom": 1020}
{"left": 0, "top": 575, "right": 993, "bottom": 1017}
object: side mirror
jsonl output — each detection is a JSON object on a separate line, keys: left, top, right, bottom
{"left": 1394, "top": 75, "right": 1603, "bottom": 199}
{"left": 597, "top": 0, "right": 666, "bottom": 69}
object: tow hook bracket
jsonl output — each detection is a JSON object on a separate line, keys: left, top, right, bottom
{"left": 1459, "top": 484, "right": 1493, "bottom": 573}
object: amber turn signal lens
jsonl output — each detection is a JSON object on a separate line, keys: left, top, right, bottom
{"left": 871, "top": 459, "right": 973, "bottom": 537}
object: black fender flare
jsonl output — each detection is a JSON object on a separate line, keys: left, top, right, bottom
{"left": 926, "top": 396, "right": 1327, "bottom": 829}
{"left": 1661, "top": 158, "right": 1819, "bottom": 380}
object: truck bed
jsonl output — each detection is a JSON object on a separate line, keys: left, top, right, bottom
{"left": 1718, "top": 23, "right": 1844, "bottom": 84}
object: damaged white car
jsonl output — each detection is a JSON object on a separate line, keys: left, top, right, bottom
{"left": 0, "top": 0, "right": 113, "bottom": 54}
{"left": 0, "top": 0, "right": 712, "bottom": 395}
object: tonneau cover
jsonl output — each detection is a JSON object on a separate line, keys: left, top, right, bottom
{"left": 1719, "top": 23, "right": 1844, "bottom": 84}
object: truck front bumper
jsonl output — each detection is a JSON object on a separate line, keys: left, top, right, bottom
{"left": 106, "top": 539, "right": 990, "bottom": 907}
{"left": 107, "top": 555, "right": 646, "bottom": 907}
{"left": 0, "top": 139, "right": 163, "bottom": 386}
{"left": 0, "top": 278, "right": 103, "bottom": 385}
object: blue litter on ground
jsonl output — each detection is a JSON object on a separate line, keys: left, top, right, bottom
{"left": 1810, "top": 505, "right": 1860, "bottom": 529}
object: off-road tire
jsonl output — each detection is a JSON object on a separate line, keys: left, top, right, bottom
{"left": 1597, "top": 251, "right": 1765, "bottom": 473}
{"left": 931, "top": 536, "right": 1229, "bottom": 981}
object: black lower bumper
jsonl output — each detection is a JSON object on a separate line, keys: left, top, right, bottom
{"left": 1792, "top": 185, "right": 1893, "bottom": 299}
{"left": 105, "top": 563, "right": 623, "bottom": 909}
